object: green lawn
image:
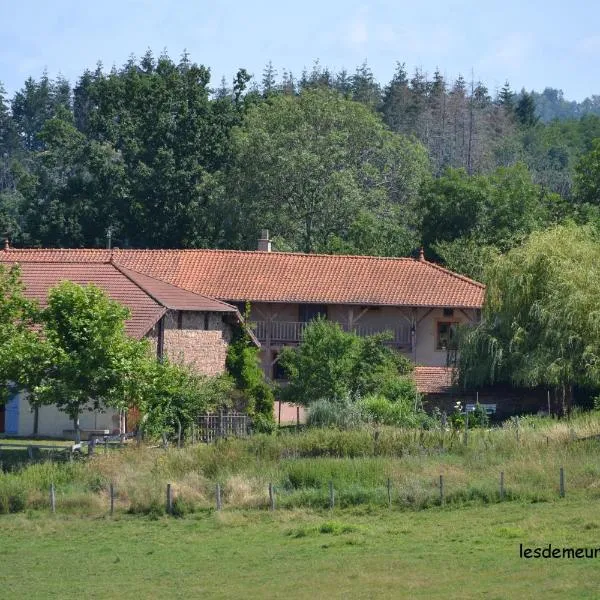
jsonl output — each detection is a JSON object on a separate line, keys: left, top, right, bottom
{"left": 2, "top": 499, "right": 600, "bottom": 599}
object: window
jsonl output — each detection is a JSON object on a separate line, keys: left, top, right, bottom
{"left": 436, "top": 321, "right": 458, "bottom": 351}
{"left": 272, "top": 351, "right": 286, "bottom": 380}
{"left": 177, "top": 311, "right": 183, "bottom": 330}
{"left": 298, "top": 304, "right": 328, "bottom": 323}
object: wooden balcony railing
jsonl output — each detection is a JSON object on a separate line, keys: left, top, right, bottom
{"left": 251, "top": 320, "right": 411, "bottom": 346}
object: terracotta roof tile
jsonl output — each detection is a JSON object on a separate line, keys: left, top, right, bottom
{"left": 0, "top": 262, "right": 165, "bottom": 339}
{"left": 1, "top": 249, "right": 485, "bottom": 308}
{"left": 114, "top": 264, "right": 237, "bottom": 312}
{"left": 414, "top": 366, "right": 456, "bottom": 394}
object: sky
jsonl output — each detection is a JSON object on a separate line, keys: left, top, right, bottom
{"left": 1, "top": 0, "right": 599, "bottom": 101}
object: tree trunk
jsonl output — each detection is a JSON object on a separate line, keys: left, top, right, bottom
{"left": 73, "top": 413, "right": 80, "bottom": 443}
{"left": 33, "top": 406, "right": 39, "bottom": 437}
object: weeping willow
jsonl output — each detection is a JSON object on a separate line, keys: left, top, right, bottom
{"left": 457, "top": 223, "right": 600, "bottom": 404}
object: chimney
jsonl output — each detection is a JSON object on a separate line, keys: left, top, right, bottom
{"left": 258, "top": 229, "right": 272, "bottom": 252}
{"left": 418, "top": 247, "right": 425, "bottom": 262}
{"left": 3, "top": 238, "right": 9, "bottom": 251}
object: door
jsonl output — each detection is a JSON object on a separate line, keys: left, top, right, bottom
{"left": 4, "top": 394, "right": 19, "bottom": 435}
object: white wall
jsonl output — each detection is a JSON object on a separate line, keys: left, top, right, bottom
{"left": 15, "top": 393, "right": 120, "bottom": 438}
{"left": 414, "top": 308, "right": 477, "bottom": 366}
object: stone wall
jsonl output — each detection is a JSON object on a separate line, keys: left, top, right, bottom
{"left": 146, "top": 310, "right": 234, "bottom": 376}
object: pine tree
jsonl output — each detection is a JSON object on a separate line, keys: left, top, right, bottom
{"left": 261, "top": 61, "right": 277, "bottom": 96}
{"left": 515, "top": 90, "right": 539, "bottom": 127}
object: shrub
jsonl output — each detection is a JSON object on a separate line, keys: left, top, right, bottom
{"left": 307, "top": 399, "right": 363, "bottom": 429}
{"left": 226, "top": 310, "right": 275, "bottom": 431}
{"left": 358, "top": 395, "right": 429, "bottom": 427}
{"left": 279, "top": 319, "right": 418, "bottom": 409}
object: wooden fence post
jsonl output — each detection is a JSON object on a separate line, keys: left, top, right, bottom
{"left": 464, "top": 410, "right": 468, "bottom": 446}
{"left": 166, "top": 483, "right": 173, "bottom": 514}
{"left": 50, "top": 483, "right": 56, "bottom": 514}
{"left": 216, "top": 483, "right": 222, "bottom": 511}
{"left": 110, "top": 483, "right": 115, "bottom": 516}
{"left": 329, "top": 480, "right": 335, "bottom": 510}
{"left": 500, "top": 471, "right": 504, "bottom": 501}
{"left": 387, "top": 478, "right": 392, "bottom": 509}
{"left": 269, "top": 483, "right": 275, "bottom": 511}
{"left": 439, "top": 475, "right": 444, "bottom": 505}
{"left": 560, "top": 467, "right": 565, "bottom": 498}
{"left": 296, "top": 406, "right": 300, "bottom": 433}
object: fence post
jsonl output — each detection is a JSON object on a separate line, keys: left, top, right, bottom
{"left": 219, "top": 410, "right": 224, "bottom": 438}
{"left": 387, "top": 478, "right": 392, "bottom": 509}
{"left": 464, "top": 410, "right": 468, "bottom": 445}
{"left": 88, "top": 437, "right": 96, "bottom": 457}
{"left": 50, "top": 482, "right": 56, "bottom": 514}
{"left": 269, "top": 483, "right": 275, "bottom": 511}
{"left": 166, "top": 483, "right": 173, "bottom": 515}
{"left": 500, "top": 471, "right": 504, "bottom": 501}
{"left": 110, "top": 482, "right": 115, "bottom": 516}
{"left": 296, "top": 406, "right": 300, "bottom": 433}
{"left": 27, "top": 446, "right": 33, "bottom": 460}
{"left": 104, "top": 438, "right": 109, "bottom": 454}
{"left": 329, "top": 480, "right": 335, "bottom": 510}
{"left": 515, "top": 418, "right": 520, "bottom": 443}
{"left": 560, "top": 467, "right": 565, "bottom": 498}
{"left": 216, "top": 483, "right": 222, "bottom": 511}
{"left": 439, "top": 475, "right": 444, "bottom": 505}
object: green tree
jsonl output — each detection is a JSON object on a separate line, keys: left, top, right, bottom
{"left": 226, "top": 314, "right": 275, "bottom": 431}
{"left": 0, "top": 265, "right": 51, "bottom": 406}
{"left": 278, "top": 319, "right": 415, "bottom": 406}
{"left": 139, "top": 360, "right": 234, "bottom": 441}
{"left": 574, "top": 138, "right": 600, "bottom": 205}
{"left": 458, "top": 224, "right": 600, "bottom": 414}
{"left": 32, "top": 282, "right": 152, "bottom": 438}
{"left": 229, "top": 88, "right": 429, "bottom": 252}
{"left": 515, "top": 90, "right": 539, "bottom": 127}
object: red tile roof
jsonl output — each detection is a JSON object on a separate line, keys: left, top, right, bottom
{"left": 414, "top": 366, "right": 456, "bottom": 394}
{"left": 114, "top": 265, "right": 237, "bottom": 313}
{"left": 1, "top": 249, "right": 485, "bottom": 308}
{"left": 4, "top": 262, "right": 166, "bottom": 339}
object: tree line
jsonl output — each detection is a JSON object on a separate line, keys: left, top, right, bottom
{"left": 1, "top": 51, "right": 600, "bottom": 281}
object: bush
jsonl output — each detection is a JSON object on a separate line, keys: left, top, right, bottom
{"left": 226, "top": 314, "right": 275, "bottom": 429}
{"left": 279, "top": 319, "right": 418, "bottom": 410}
{"left": 358, "top": 395, "right": 430, "bottom": 427}
{"left": 307, "top": 399, "right": 363, "bottom": 429}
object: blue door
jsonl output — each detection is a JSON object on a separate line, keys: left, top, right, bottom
{"left": 5, "top": 394, "right": 19, "bottom": 435}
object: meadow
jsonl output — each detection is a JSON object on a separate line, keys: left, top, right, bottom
{"left": 2, "top": 412, "right": 600, "bottom": 515}
{"left": 2, "top": 501, "right": 600, "bottom": 599}
{"left": 2, "top": 414, "right": 600, "bottom": 598}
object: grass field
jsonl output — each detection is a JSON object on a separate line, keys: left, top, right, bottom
{"left": 1, "top": 499, "right": 600, "bottom": 599}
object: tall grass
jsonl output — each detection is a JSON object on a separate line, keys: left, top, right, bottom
{"left": 2, "top": 413, "right": 600, "bottom": 515}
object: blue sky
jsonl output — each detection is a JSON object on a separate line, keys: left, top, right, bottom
{"left": 1, "top": 0, "right": 599, "bottom": 101}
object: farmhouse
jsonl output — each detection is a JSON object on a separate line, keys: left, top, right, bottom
{"left": 0, "top": 254, "right": 248, "bottom": 437}
{"left": 0, "top": 233, "right": 486, "bottom": 436}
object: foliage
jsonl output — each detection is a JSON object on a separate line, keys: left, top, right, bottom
{"left": 226, "top": 310, "right": 275, "bottom": 432}
{"left": 139, "top": 360, "right": 234, "bottom": 439}
{"left": 574, "top": 138, "right": 600, "bottom": 205}
{"left": 306, "top": 398, "right": 363, "bottom": 429}
{"left": 457, "top": 224, "right": 600, "bottom": 412}
{"left": 357, "top": 395, "right": 430, "bottom": 427}
{"left": 228, "top": 87, "right": 430, "bottom": 252}
{"left": 279, "top": 319, "right": 416, "bottom": 406}
{"left": 27, "top": 281, "right": 152, "bottom": 426}
{"left": 0, "top": 264, "right": 51, "bottom": 404}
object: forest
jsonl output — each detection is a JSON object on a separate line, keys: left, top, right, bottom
{"left": 1, "top": 50, "right": 600, "bottom": 281}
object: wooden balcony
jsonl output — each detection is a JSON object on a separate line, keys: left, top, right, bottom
{"left": 251, "top": 320, "right": 411, "bottom": 346}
